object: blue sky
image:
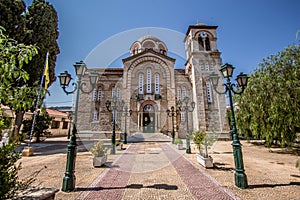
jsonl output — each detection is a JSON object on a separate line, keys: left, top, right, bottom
{"left": 24, "top": 0, "right": 300, "bottom": 107}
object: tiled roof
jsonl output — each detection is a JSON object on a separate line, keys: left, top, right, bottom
{"left": 46, "top": 108, "right": 68, "bottom": 117}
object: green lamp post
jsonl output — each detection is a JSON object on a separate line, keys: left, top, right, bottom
{"left": 209, "top": 63, "right": 249, "bottom": 189}
{"left": 177, "top": 97, "right": 195, "bottom": 153}
{"left": 120, "top": 105, "right": 132, "bottom": 144}
{"left": 167, "top": 106, "right": 180, "bottom": 144}
{"left": 106, "top": 96, "right": 124, "bottom": 154}
{"left": 58, "top": 61, "right": 99, "bottom": 192}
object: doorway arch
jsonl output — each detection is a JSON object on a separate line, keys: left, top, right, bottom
{"left": 142, "top": 104, "right": 155, "bottom": 133}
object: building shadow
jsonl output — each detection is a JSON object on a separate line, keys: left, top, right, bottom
{"left": 76, "top": 183, "right": 178, "bottom": 191}
{"left": 248, "top": 182, "right": 300, "bottom": 189}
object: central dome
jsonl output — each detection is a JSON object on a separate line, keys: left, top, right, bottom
{"left": 130, "top": 35, "right": 168, "bottom": 56}
{"left": 137, "top": 35, "right": 163, "bottom": 43}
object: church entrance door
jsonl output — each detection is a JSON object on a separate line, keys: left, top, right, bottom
{"left": 142, "top": 104, "right": 155, "bottom": 133}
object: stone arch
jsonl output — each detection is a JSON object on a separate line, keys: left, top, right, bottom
{"left": 126, "top": 56, "right": 172, "bottom": 91}
{"left": 140, "top": 100, "right": 158, "bottom": 112}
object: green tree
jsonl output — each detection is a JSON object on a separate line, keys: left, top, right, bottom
{"left": 22, "top": 108, "right": 51, "bottom": 143}
{"left": 0, "top": 0, "right": 60, "bottom": 137}
{"left": 0, "top": 142, "right": 21, "bottom": 199}
{"left": 0, "top": 26, "right": 38, "bottom": 139}
{"left": 236, "top": 44, "right": 300, "bottom": 147}
{"left": 24, "top": 0, "right": 60, "bottom": 87}
{"left": 0, "top": 0, "right": 27, "bottom": 42}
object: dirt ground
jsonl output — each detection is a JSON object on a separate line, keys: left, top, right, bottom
{"left": 17, "top": 139, "right": 300, "bottom": 200}
{"left": 186, "top": 140, "right": 300, "bottom": 200}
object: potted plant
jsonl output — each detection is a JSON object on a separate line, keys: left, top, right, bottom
{"left": 90, "top": 140, "right": 109, "bottom": 167}
{"left": 115, "top": 141, "right": 123, "bottom": 150}
{"left": 174, "top": 138, "right": 183, "bottom": 150}
{"left": 192, "top": 130, "right": 215, "bottom": 168}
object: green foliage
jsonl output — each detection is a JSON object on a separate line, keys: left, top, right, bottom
{"left": 192, "top": 131, "right": 217, "bottom": 157}
{"left": 24, "top": 0, "right": 60, "bottom": 87}
{"left": 0, "top": 0, "right": 59, "bottom": 138}
{"left": 0, "top": 141, "right": 21, "bottom": 199}
{"left": 0, "top": 27, "right": 38, "bottom": 111}
{"left": 174, "top": 138, "right": 183, "bottom": 144}
{"left": 115, "top": 141, "right": 121, "bottom": 146}
{"left": 0, "top": 0, "right": 27, "bottom": 42}
{"left": 21, "top": 108, "right": 51, "bottom": 142}
{"left": 0, "top": 0, "right": 60, "bottom": 88}
{"left": 0, "top": 110, "right": 12, "bottom": 133}
{"left": 192, "top": 130, "right": 206, "bottom": 153}
{"left": 236, "top": 44, "right": 300, "bottom": 147}
{"left": 90, "top": 140, "right": 109, "bottom": 157}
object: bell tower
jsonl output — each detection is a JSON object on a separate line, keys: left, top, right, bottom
{"left": 184, "top": 24, "right": 228, "bottom": 132}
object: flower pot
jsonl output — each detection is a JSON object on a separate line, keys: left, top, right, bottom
{"left": 177, "top": 143, "right": 183, "bottom": 150}
{"left": 93, "top": 155, "right": 107, "bottom": 167}
{"left": 196, "top": 153, "right": 213, "bottom": 168}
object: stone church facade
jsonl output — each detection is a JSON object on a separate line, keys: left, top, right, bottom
{"left": 77, "top": 24, "right": 228, "bottom": 138}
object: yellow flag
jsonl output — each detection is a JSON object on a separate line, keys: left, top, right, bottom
{"left": 44, "top": 52, "right": 50, "bottom": 89}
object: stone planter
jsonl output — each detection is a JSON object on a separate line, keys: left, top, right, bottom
{"left": 177, "top": 143, "right": 183, "bottom": 150}
{"left": 93, "top": 155, "right": 107, "bottom": 167}
{"left": 118, "top": 143, "right": 123, "bottom": 150}
{"left": 196, "top": 153, "right": 213, "bottom": 168}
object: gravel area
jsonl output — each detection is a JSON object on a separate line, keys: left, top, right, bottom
{"left": 186, "top": 140, "right": 300, "bottom": 200}
{"left": 16, "top": 138, "right": 300, "bottom": 199}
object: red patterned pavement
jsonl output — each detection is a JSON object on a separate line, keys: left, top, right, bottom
{"left": 77, "top": 143, "right": 239, "bottom": 200}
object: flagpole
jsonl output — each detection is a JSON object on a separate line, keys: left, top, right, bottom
{"left": 28, "top": 52, "right": 49, "bottom": 146}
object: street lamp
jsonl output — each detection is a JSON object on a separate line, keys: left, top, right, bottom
{"left": 106, "top": 96, "right": 124, "bottom": 154}
{"left": 58, "top": 61, "right": 99, "bottom": 192}
{"left": 167, "top": 106, "right": 180, "bottom": 144}
{"left": 120, "top": 106, "right": 132, "bottom": 144}
{"left": 177, "top": 97, "right": 195, "bottom": 153}
{"left": 209, "top": 63, "right": 249, "bottom": 189}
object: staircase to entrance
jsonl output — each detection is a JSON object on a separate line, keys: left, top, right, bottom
{"left": 127, "top": 132, "right": 172, "bottom": 143}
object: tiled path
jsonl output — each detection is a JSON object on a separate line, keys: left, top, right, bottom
{"left": 77, "top": 143, "right": 239, "bottom": 200}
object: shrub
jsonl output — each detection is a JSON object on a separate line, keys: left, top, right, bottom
{"left": 192, "top": 130, "right": 206, "bottom": 153}
{"left": 0, "top": 141, "right": 21, "bottom": 199}
{"left": 174, "top": 138, "right": 183, "bottom": 145}
{"left": 90, "top": 140, "right": 108, "bottom": 157}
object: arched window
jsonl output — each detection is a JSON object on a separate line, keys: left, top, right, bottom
{"left": 182, "top": 87, "right": 187, "bottom": 98}
{"left": 206, "top": 82, "right": 213, "bottom": 103}
{"left": 92, "top": 88, "right": 97, "bottom": 102}
{"left": 146, "top": 68, "right": 152, "bottom": 93}
{"left": 154, "top": 73, "right": 160, "bottom": 94}
{"left": 97, "top": 88, "right": 102, "bottom": 102}
{"left": 210, "top": 62, "right": 215, "bottom": 71}
{"left": 112, "top": 87, "right": 115, "bottom": 97}
{"left": 181, "top": 112, "right": 185, "bottom": 122}
{"left": 93, "top": 108, "right": 98, "bottom": 121}
{"left": 139, "top": 73, "right": 144, "bottom": 94}
{"left": 198, "top": 32, "right": 211, "bottom": 51}
{"left": 143, "top": 104, "right": 154, "bottom": 112}
{"left": 205, "top": 62, "right": 209, "bottom": 71}
{"left": 177, "top": 87, "right": 181, "bottom": 101}
{"left": 116, "top": 87, "right": 120, "bottom": 100}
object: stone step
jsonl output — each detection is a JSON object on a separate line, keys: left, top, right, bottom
{"left": 127, "top": 132, "right": 172, "bottom": 143}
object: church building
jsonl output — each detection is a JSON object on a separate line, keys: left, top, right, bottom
{"left": 77, "top": 24, "right": 228, "bottom": 139}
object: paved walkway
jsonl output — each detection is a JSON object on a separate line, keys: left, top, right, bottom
{"left": 77, "top": 142, "right": 239, "bottom": 200}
